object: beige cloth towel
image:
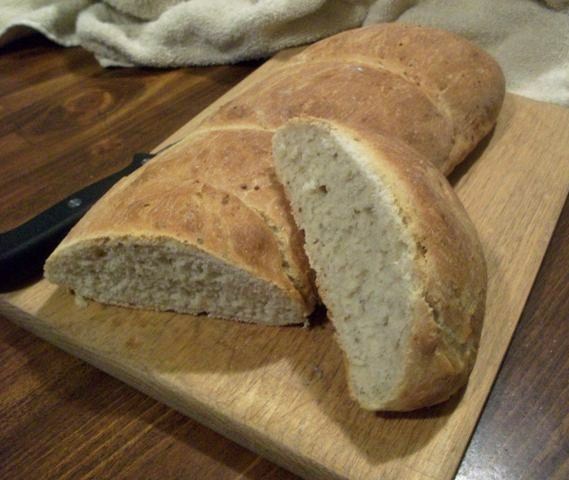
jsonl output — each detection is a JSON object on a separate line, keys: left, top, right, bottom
{"left": 1, "top": 0, "right": 568, "bottom": 106}
{"left": 365, "top": 0, "right": 569, "bottom": 106}
{"left": 0, "top": 1, "right": 369, "bottom": 65}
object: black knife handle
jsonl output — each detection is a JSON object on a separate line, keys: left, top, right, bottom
{"left": 0, "top": 152, "right": 155, "bottom": 291}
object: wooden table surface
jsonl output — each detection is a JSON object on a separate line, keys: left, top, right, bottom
{"left": 0, "top": 35, "right": 567, "bottom": 480}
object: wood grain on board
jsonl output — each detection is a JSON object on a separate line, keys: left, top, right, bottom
{"left": 1, "top": 36, "right": 569, "bottom": 480}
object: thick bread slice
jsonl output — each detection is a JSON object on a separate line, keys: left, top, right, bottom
{"left": 45, "top": 129, "right": 315, "bottom": 325}
{"left": 273, "top": 119, "right": 486, "bottom": 410}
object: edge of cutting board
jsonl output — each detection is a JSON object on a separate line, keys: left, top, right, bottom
{"left": 1, "top": 47, "right": 569, "bottom": 480}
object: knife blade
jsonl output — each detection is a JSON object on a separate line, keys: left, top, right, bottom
{"left": 0, "top": 151, "right": 158, "bottom": 291}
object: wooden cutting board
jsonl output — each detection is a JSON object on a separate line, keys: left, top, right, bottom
{"left": 1, "top": 49, "right": 569, "bottom": 480}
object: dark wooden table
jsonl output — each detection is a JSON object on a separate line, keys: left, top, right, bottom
{"left": 1, "top": 35, "right": 567, "bottom": 480}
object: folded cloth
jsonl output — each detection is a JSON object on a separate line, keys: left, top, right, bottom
{"left": 0, "top": 0, "right": 91, "bottom": 47}
{"left": 365, "top": 0, "right": 569, "bottom": 107}
{"left": 0, "top": 0, "right": 369, "bottom": 66}
{"left": 1, "top": 0, "right": 568, "bottom": 106}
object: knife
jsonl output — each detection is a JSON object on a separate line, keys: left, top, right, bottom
{"left": 0, "top": 151, "right": 160, "bottom": 292}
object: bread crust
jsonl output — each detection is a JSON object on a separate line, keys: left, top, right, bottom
{"left": 205, "top": 22, "right": 504, "bottom": 174}
{"left": 203, "top": 61, "right": 454, "bottom": 167}
{"left": 137, "top": 128, "right": 315, "bottom": 306}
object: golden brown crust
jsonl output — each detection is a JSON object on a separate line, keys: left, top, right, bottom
{"left": 205, "top": 22, "right": 504, "bottom": 174}
{"left": 203, "top": 61, "right": 454, "bottom": 167}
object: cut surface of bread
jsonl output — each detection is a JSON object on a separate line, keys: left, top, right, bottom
{"left": 273, "top": 119, "right": 486, "bottom": 410}
{"left": 47, "top": 237, "right": 306, "bottom": 325}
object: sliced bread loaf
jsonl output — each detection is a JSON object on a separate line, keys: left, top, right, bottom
{"left": 273, "top": 118, "right": 486, "bottom": 410}
{"left": 45, "top": 128, "right": 315, "bottom": 325}
{"left": 45, "top": 23, "right": 501, "bottom": 330}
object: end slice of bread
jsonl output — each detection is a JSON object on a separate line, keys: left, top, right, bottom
{"left": 44, "top": 168, "right": 314, "bottom": 326}
{"left": 273, "top": 118, "right": 486, "bottom": 411}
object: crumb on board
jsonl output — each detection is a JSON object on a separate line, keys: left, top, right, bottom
{"left": 74, "top": 293, "right": 88, "bottom": 308}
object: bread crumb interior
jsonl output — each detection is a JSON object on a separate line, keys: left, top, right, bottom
{"left": 46, "top": 238, "right": 305, "bottom": 325}
{"left": 274, "top": 124, "right": 418, "bottom": 405}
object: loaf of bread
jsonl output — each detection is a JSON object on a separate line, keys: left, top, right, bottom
{"left": 45, "top": 23, "right": 504, "bottom": 328}
{"left": 273, "top": 118, "right": 485, "bottom": 410}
